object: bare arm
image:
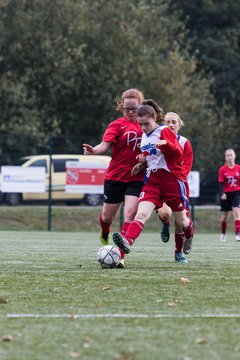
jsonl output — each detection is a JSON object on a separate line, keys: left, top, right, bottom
{"left": 131, "top": 161, "right": 147, "bottom": 176}
{"left": 219, "top": 182, "right": 226, "bottom": 200}
{"left": 83, "top": 141, "right": 112, "bottom": 155}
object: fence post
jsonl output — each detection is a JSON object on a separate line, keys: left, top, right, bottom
{"left": 48, "top": 137, "right": 53, "bottom": 231}
{"left": 190, "top": 198, "right": 196, "bottom": 225}
{"left": 190, "top": 138, "right": 198, "bottom": 226}
{"left": 119, "top": 204, "right": 124, "bottom": 231}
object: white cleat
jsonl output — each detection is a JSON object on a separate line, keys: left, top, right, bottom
{"left": 220, "top": 234, "right": 226, "bottom": 242}
{"left": 236, "top": 234, "right": 240, "bottom": 241}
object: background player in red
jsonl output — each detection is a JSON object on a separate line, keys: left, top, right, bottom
{"left": 83, "top": 88, "right": 145, "bottom": 267}
{"left": 218, "top": 148, "right": 240, "bottom": 241}
{"left": 113, "top": 103, "right": 194, "bottom": 258}
{"left": 158, "top": 112, "right": 193, "bottom": 263}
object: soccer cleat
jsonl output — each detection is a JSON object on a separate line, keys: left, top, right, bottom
{"left": 116, "top": 259, "right": 126, "bottom": 268}
{"left": 236, "top": 234, "right": 240, "bottom": 241}
{"left": 220, "top": 234, "right": 226, "bottom": 242}
{"left": 183, "top": 237, "right": 192, "bottom": 255}
{"left": 160, "top": 223, "right": 170, "bottom": 243}
{"left": 175, "top": 251, "right": 188, "bottom": 264}
{"left": 100, "top": 232, "right": 110, "bottom": 246}
{"left": 113, "top": 233, "right": 131, "bottom": 254}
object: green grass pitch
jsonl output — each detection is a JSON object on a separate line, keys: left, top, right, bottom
{"left": 0, "top": 231, "right": 240, "bottom": 360}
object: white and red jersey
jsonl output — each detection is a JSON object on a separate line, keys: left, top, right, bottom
{"left": 178, "top": 134, "right": 193, "bottom": 178}
{"left": 141, "top": 125, "right": 185, "bottom": 181}
{"left": 102, "top": 116, "right": 144, "bottom": 182}
{"left": 218, "top": 164, "right": 240, "bottom": 193}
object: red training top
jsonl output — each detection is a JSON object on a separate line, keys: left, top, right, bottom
{"left": 103, "top": 116, "right": 144, "bottom": 182}
{"left": 178, "top": 135, "right": 193, "bottom": 178}
{"left": 218, "top": 164, "right": 240, "bottom": 192}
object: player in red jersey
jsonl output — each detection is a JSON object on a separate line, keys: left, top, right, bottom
{"left": 113, "top": 103, "right": 194, "bottom": 257}
{"left": 218, "top": 149, "right": 240, "bottom": 241}
{"left": 158, "top": 112, "right": 193, "bottom": 263}
{"left": 83, "top": 88, "right": 146, "bottom": 268}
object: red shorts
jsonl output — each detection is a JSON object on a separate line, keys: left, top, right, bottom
{"left": 139, "top": 169, "right": 189, "bottom": 212}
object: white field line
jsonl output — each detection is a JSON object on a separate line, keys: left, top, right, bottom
{"left": 6, "top": 313, "right": 240, "bottom": 319}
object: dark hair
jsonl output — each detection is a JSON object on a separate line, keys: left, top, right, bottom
{"left": 137, "top": 99, "right": 164, "bottom": 123}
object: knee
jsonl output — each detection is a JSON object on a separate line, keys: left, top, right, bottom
{"left": 124, "top": 208, "right": 138, "bottom": 223}
{"left": 177, "top": 217, "right": 190, "bottom": 230}
{"left": 232, "top": 210, "right": 240, "bottom": 220}
{"left": 135, "top": 210, "right": 149, "bottom": 224}
{"left": 233, "top": 215, "right": 240, "bottom": 221}
{"left": 101, "top": 212, "right": 114, "bottom": 224}
{"left": 158, "top": 206, "right": 172, "bottom": 221}
{"left": 159, "top": 212, "right": 170, "bottom": 222}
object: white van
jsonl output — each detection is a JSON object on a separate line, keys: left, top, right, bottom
{"left": 1, "top": 154, "right": 111, "bottom": 206}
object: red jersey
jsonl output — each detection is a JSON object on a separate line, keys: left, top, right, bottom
{"left": 178, "top": 135, "right": 193, "bottom": 178}
{"left": 218, "top": 164, "right": 240, "bottom": 193}
{"left": 102, "top": 116, "right": 144, "bottom": 182}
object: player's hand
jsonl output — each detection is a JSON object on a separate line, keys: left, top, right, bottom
{"left": 131, "top": 162, "right": 146, "bottom": 176}
{"left": 136, "top": 154, "right": 146, "bottom": 163}
{"left": 156, "top": 139, "right": 167, "bottom": 147}
{"left": 131, "top": 163, "right": 141, "bottom": 176}
{"left": 83, "top": 143, "right": 94, "bottom": 155}
{"left": 221, "top": 193, "right": 227, "bottom": 200}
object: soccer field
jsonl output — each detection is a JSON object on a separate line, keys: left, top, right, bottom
{"left": 0, "top": 231, "right": 240, "bottom": 360}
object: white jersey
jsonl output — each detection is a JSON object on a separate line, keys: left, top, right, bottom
{"left": 177, "top": 134, "right": 193, "bottom": 178}
{"left": 178, "top": 134, "right": 187, "bottom": 149}
{"left": 140, "top": 125, "right": 185, "bottom": 181}
{"left": 141, "top": 126, "right": 168, "bottom": 171}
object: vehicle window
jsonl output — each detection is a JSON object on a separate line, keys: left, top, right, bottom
{"left": 53, "top": 159, "right": 78, "bottom": 173}
{"left": 29, "top": 159, "right": 47, "bottom": 171}
{"left": 14, "top": 159, "right": 29, "bottom": 166}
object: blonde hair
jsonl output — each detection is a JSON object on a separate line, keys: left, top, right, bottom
{"left": 165, "top": 112, "right": 184, "bottom": 128}
{"left": 225, "top": 148, "right": 236, "bottom": 159}
{"left": 116, "top": 88, "right": 144, "bottom": 112}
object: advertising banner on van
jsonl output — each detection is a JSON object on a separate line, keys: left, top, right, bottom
{"left": 1, "top": 166, "right": 46, "bottom": 193}
{"left": 65, "top": 161, "right": 107, "bottom": 193}
{"left": 188, "top": 171, "right": 200, "bottom": 198}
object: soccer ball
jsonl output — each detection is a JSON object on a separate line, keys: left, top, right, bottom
{"left": 96, "top": 245, "right": 121, "bottom": 268}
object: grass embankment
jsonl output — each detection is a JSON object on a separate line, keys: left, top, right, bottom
{"left": 0, "top": 205, "right": 235, "bottom": 233}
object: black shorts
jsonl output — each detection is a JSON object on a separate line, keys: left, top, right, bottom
{"left": 220, "top": 191, "right": 240, "bottom": 212}
{"left": 103, "top": 180, "right": 143, "bottom": 204}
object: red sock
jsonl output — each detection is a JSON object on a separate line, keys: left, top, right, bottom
{"left": 234, "top": 220, "right": 240, "bottom": 234}
{"left": 120, "top": 222, "right": 130, "bottom": 237}
{"left": 125, "top": 220, "right": 144, "bottom": 245}
{"left": 99, "top": 213, "right": 111, "bottom": 238}
{"left": 118, "top": 247, "right": 125, "bottom": 259}
{"left": 221, "top": 221, "right": 227, "bottom": 234}
{"left": 158, "top": 216, "right": 170, "bottom": 227}
{"left": 183, "top": 219, "right": 194, "bottom": 240}
{"left": 119, "top": 222, "right": 130, "bottom": 259}
{"left": 175, "top": 231, "right": 185, "bottom": 253}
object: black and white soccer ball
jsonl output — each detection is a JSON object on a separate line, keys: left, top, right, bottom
{"left": 96, "top": 245, "right": 121, "bottom": 268}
